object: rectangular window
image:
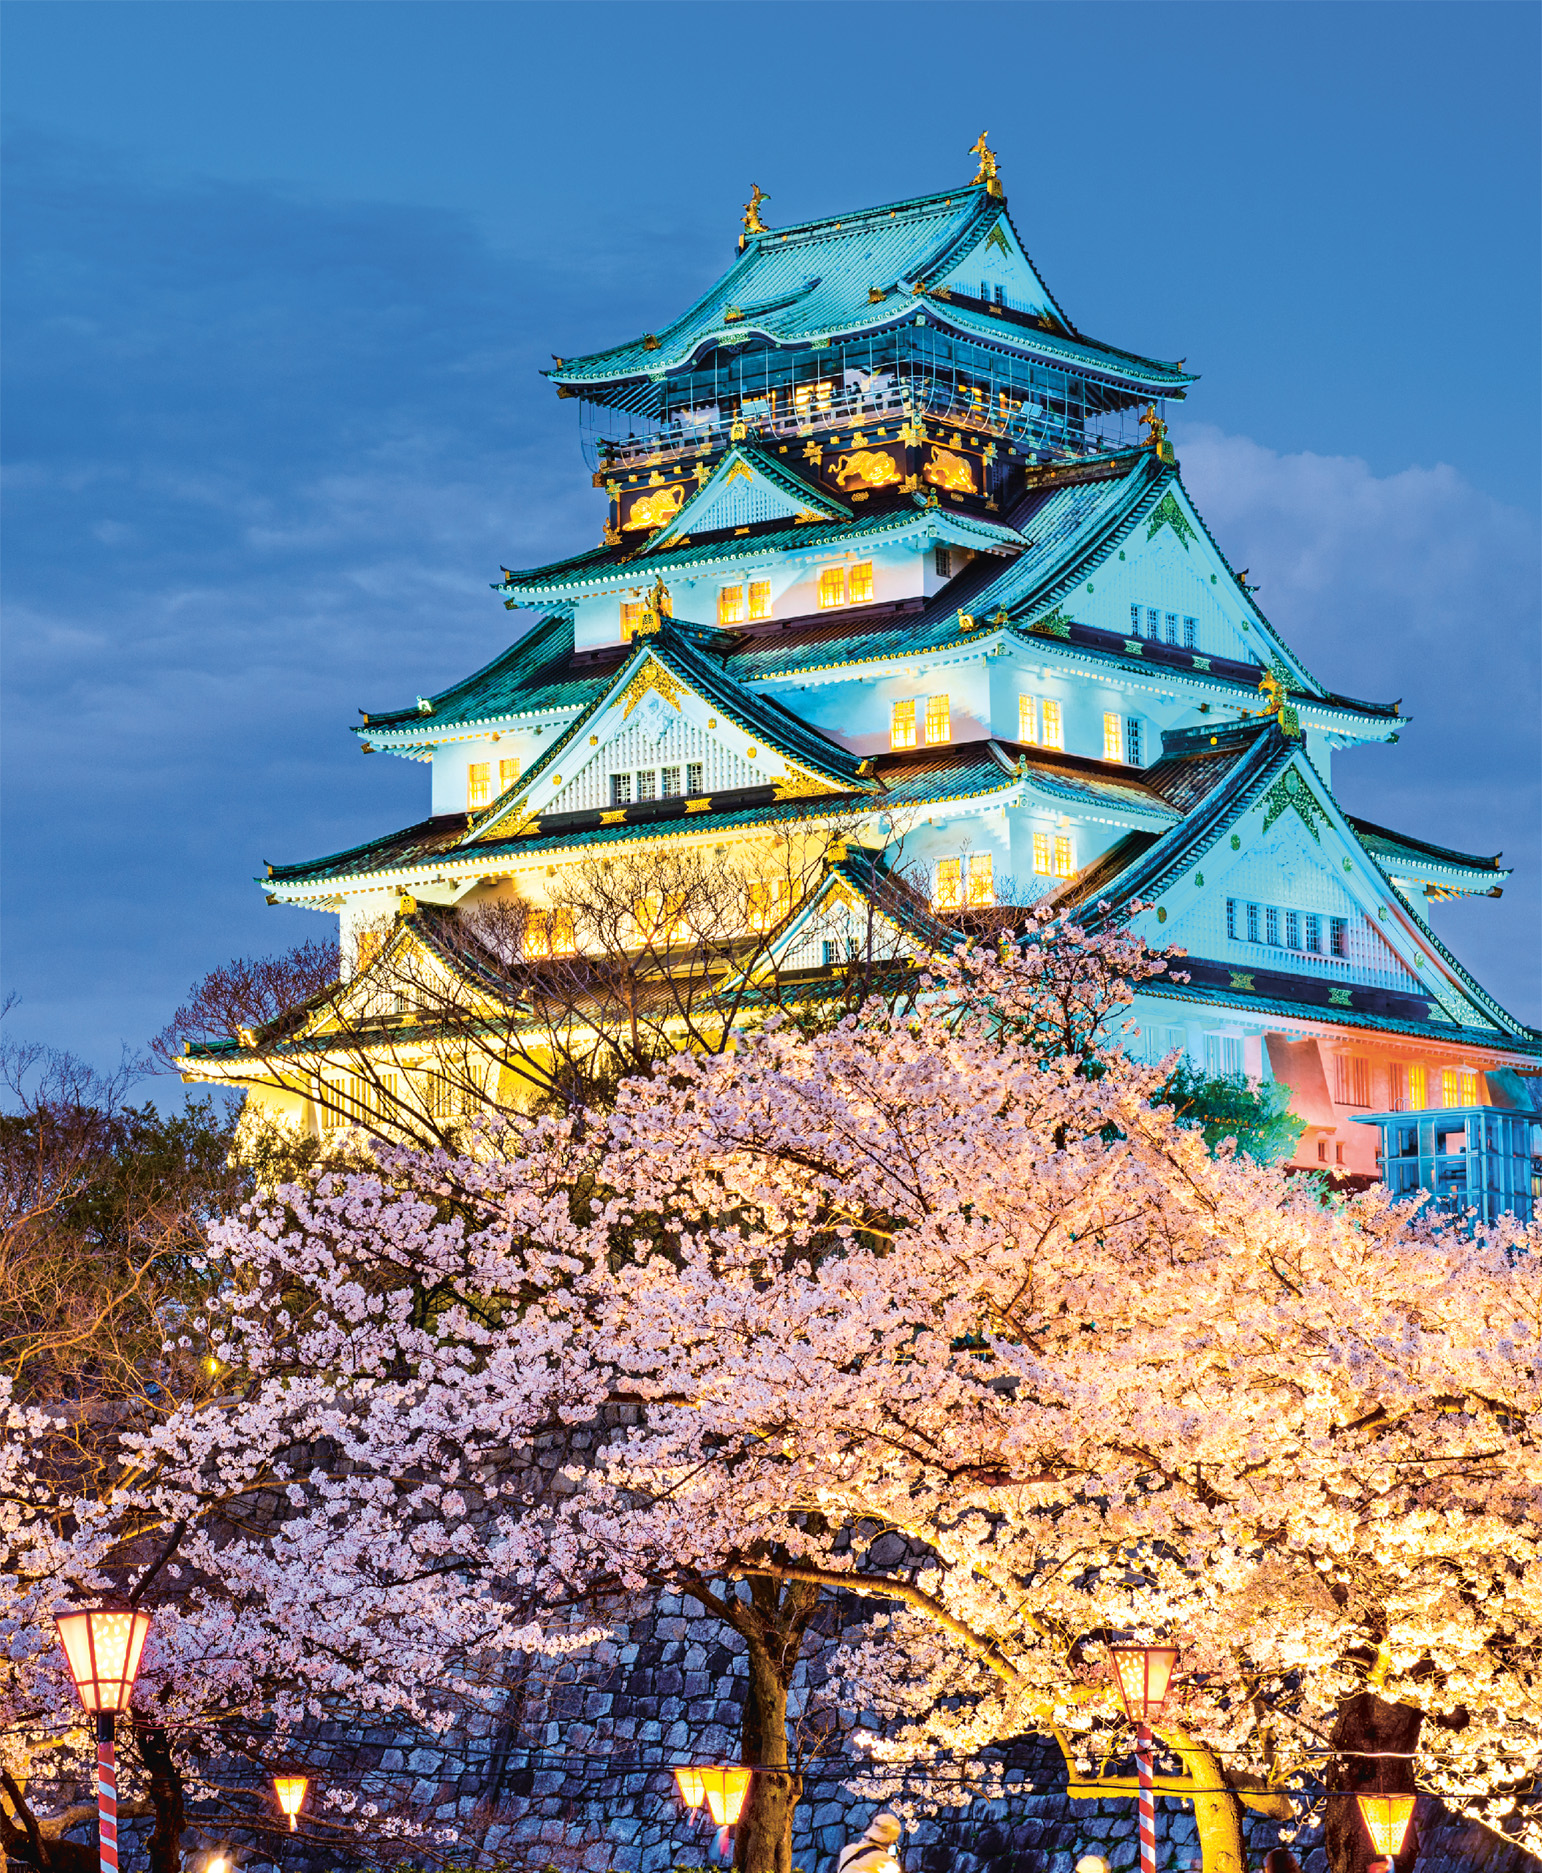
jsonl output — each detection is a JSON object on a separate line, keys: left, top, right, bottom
{"left": 891, "top": 699, "right": 917, "bottom": 750}
{"left": 747, "top": 878, "right": 790, "bottom": 932}
{"left": 1389, "top": 1063, "right": 1408, "bottom": 1112}
{"left": 1408, "top": 1062, "right": 1427, "bottom": 1107}
{"left": 718, "top": 585, "right": 745, "bottom": 626}
{"left": 1054, "top": 834, "right": 1074, "bottom": 878}
{"left": 1041, "top": 699, "right": 1063, "bottom": 750}
{"left": 1440, "top": 1067, "right": 1461, "bottom": 1108}
{"left": 818, "top": 567, "right": 846, "bottom": 609}
{"left": 1460, "top": 1070, "right": 1480, "bottom": 1105}
{"left": 661, "top": 765, "right": 682, "bottom": 797}
{"left": 1206, "top": 1035, "right": 1244, "bottom": 1077}
{"left": 1246, "top": 902, "right": 1260, "bottom": 943}
{"left": 1183, "top": 616, "right": 1197, "bottom": 649}
{"left": 1226, "top": 898, "right": 1238, "bottom": 940}
{"left": 1329, "top": 916, "right": 1348, "bottom": 958}
{"left": 1130, "top": 603, "right": 1141, "bottom": 635}
{"left": 610, "top": 772, "right": 632, "bottom": 806}
{"left": 934, "top": 857, "right": 963, "bottom": 911}
{"left": 847, "top": 561, "right": 874, "bottom": 604}
{"left": 524, "top": 909, "right": 576, "bottom": 959}
{"left": 967, "top": 852, "right": 994, "bottom": 906}
{"left": 936, "top": 548, "right": 954, "bottom": 579}
{"left": 747, "top": 579, "right": 772, "bottom": 620}
{"left": 1125, "top": 718, "right": 1142, "bottom": 766}
{"left": 1103, "top": 712, "right": 1123, "bottom": 761}
{"left": 924, "top": 694, "right": 951, "bottom": 744}
{"left": 635, "top": 769, "right": 657, "bottom": 802}
{"left": 1147, "top": 607, "right": 1160, "bottom": 640}
{"left": 1304, "top": 913, "right": 1322, "bottom": 954}
{"left": 1285, "top": 909, "right": 1300, "bottom": 950}
{"left": 1265, "top": 906, "right": 1280, "bottom": 947}
{"left": 467, "top": 762, "right": 491, "bottom": 809}
{"left": 686, "top": 761, "right": 703, "bottom": 794}
{"left": 1033, "top": 832, "right": 1052, "bottom": 875}
{"left": 1165, "top": 612, "right": 1178, "bottom": 645}
{"left": 822, "top": 939, "right": 837, "bottom": 968}
{"left": 621, "top": 601, "right": 644, "bottom": 641}
{"left": 498, "top": 758, "right": 520, "bottom": 793}
{"left": 1018, "top": 694, "right": 1038, "bottom": 744}
{"left": 1336, "top": 1057, "right": 1371, "bottom": 1107}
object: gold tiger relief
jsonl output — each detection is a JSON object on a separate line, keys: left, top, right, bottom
{"left": 833, "top": 449, "right": 902, "bottom": 489}
{"left": 624, "top": 484, "right": 686, "bottom": 530}
{"left": 924, "top": 446, "right": 975, "bottom": 493}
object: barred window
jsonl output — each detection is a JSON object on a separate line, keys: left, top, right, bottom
{"left": 1330, "top": 916, "right": 1348, "bottom": 958}
{"left": 1041, "top": 699, "right": 1063, "bottom": 750}
{"left": 818, "top": 567, "right": 847, "bottom": 609}
{"left": 467, "top": 762, "right": 491, "bottom": 809}
{"left": 1165, "top": 612, "right": 1178, "bottom": 645}
{"left": 1033, "top": 832, "right": 1052, "bottom": 875}
{"left": 635, "top": 769, "right": 657, "bottom": 802}
{"left": 1335, "top": 1057, "right": 1371, "bottom": 1107}
{"left": 1183, "top": 616, "right": 1197, "bottom": 649}
{"left": 847, "top": 561, "right": 874, "bottom": 604}
{"left": 718, "top": 585, "right": 745, "bottom": 626}
{"left": 1018, "top": 694, "right": 1038, "bottom": 744}
{"left": 686, "top": 761, "right": 704, "bottom": 794}
{"left": 498, "top": 758, "right": 520, "bottom": 793}
{"left": 967, "top": 852, "right": 994, "bottom": 906}
{"left": 1147, "top": 607, "right": 1161, "bottom": 640}
{"left": 1054, "top": 834, "right": 1074, "bottom": 878}
{"left": 1125, "top": 717, "right": 1142, "bottom": 765}
{"left": 1408, "top": 1063, "right": 1427, "bottom": 1106}
{"left": 924, "top": 694, "right": 950, "bottom": 744}
{"left": 937, "top": 549, "right": 954, "bottom": 579}
{"left": 748, "top": 579, "right": 772, "bottom": 620}
{"left": 1304, "top": 913, "right": 1322, "bottom": 954}
{"left": 747, "top": 878, "right": 790, "bottom": 933}
{"left": 1130, "top": 603, "right": 1141, "bottom": 635}
{"left": 610, "top": 772, "right": 632, "bottom": 806}
{"left": 891, "top": 699, "right": 917, "bottom": 750}
{"left": 1265, "top": 906, "right": 1280, "bottom": 946}
{"left": 661, "top": 765, "right": 682, "bottom": 797}
{"left": 1103, "top": 712, "right": 1122, "bottom": 762}
{"left": 934, "top": 857, "right": 963, "bottom": 910}
{"left": 621, "top": 601, "right": 644, "bottom": 641}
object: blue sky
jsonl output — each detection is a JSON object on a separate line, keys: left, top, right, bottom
{"left": 3, "top": 0, "right": 1538, "bottom": 1070}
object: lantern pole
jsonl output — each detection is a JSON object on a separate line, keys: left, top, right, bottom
{"left": 96, "top": 1712, "right": 119, "bottom": 1873}
{"left": 1106, "top": 1644, "right": 1179, "bottom": 1873}
{"left": 53, "top": 1608, "right": 153, "bottom": 1873}
{"left": 1134, "top": 1722, "right": 1157, "bottom": 1873}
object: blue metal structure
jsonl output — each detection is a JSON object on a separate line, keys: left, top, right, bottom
{"left": 1352, "top": 1107, "right": 1542, "bottom": 1225}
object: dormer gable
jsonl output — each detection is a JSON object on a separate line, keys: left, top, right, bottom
{"left": 649, "top": 446, "right": 847, "bottom": 548}
{"left": 932, "top": 208, "right": 1062, "bottom": 325}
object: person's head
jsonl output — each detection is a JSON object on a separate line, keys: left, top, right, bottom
{"left": 1074, "top": 1857, "right": 1110, "bottom": 1873}
{"left": 866, "top": 1816, "right": 903, "bottom": 1845}
{"left": 1264, "top": 1851, "right": 1302, "bottom": 1873}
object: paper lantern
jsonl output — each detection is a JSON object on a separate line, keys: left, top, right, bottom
{"left": 1357, "top": 1794, "right": 1415, "bottom": 1860}
{"left": 700, "top": 1767, "right": 752, "bottom": 1828}
{"left": 273, "top": 1777, "right": 309, "bottom": 1832}
{"left": 674, "top": 1767, "right": 706, "bottom": 1809}
{"left": 54, "top": 1608, "right": 153, "bottom": 1715}
{"left": 1107, "top": 1645, "right": 1180, "bottom": 1722}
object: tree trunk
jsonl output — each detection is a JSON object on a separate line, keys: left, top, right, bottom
{"left": 138, "top": 1724, "right": 186, "bottom": 1873}
{"left": 1166, "top": 1736, "right": 1246, "bottom": 1873}
{"left": 1325, "top": 1694, "right": 1422, "bottom": 1873}
{"left": 727, "top": 1578, "right": 818, "bottom": 1873}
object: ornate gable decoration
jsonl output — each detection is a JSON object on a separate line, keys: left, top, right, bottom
{"left": 1146, "top": 489, "right": 1195, "bottom": 550}
{"left": 1261, "top": 765, "right": 1327, "bottom": 842}
{"left": 649, "top": 448, "right": 844, "bottom": 547}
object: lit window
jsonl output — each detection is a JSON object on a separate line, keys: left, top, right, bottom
{"left": 524, "top": 908, "right": 576, "bottom": 959}
{"left": 934, "top": 857, "right": 963, "bottom": 911}
{"left": 467, "top": 762, "right": 491, "bottom": 809}
{"left": 1408, "top": 1063, "right": 1427, "bottom": 1106}
{"left": 1054, "top": 835, "right": 1074, "bottom": 878}
{"left": 847, "top": 561, "right": 874, "bottom": 604}
{"left": 748, "top": 579, "right": 772, "bottom": 620}
{"left": 891, "top": 699, "right": 917, "bottom": 750}
{"left": 498, "top": 758, "right": 520, "bottom": 793}
{"left": 1183, "top": 616, "right": 1197, "bottom": 649}
{"left": 636, "top": 769, "right": 657, "bottom": 802}
{"left": 719, "top": 586, "right": 745, "bottom": 626}
{"left": 634, "top": 893, "right": 687, "bottom": 944}
{"left": 818, "top": 567, "right": 846, "bottom": 609}
{"left": 1461, "top": 1070, "right": 1480, "bottom": 1104}
{"left": 610, "top": 773, "right": 632, "bottom": 806}
{"left": 621, "top": 601, "right": 644, "bottom": 641}
{"left": 967, "top": 853, "right": 994, "bottom": 906}
{"left": 1041, "top": 699, "right": 1063, "bottom": 750}
{"left": 747, "top": 878, "right": 790, "bottom": 933}
{"left": 1103, "top": 712, "right": 1122, "bottom": 761}
{"left": 355, "top": 929, "right": 383, "bottom": 973}
{"left": 686, "top": 761, "right": 703, "bottom": 794}
{"left": 1033, "top": 833, "right": 1052, "bottom": 875}
{"left": 924, "top": 694, "right": 951, "bottom": 744}
{"left": 1018, "top": 694, "right": 1038, "bottom": 744}
{"left": 1440, "top": 1068, "right": 1461, "bottom": 1108}
{"left": 936, "top": 549, "right": 954, "bottom": 579}
{"left": 793, "top": 380, "right": 833, "bottom": 416}
{"left": 1125, "top": 717, "right": 1142, "bottom": 765}
{"left": 661, "top": 765, "right": 682, "bottom": 797}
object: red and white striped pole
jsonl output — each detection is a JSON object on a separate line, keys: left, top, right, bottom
{"left": 1134, "top": 1721, "right": 1157, "bottom": 1873}
{"left": 96, "top": 1713, "right": 119, "bottom": 1873}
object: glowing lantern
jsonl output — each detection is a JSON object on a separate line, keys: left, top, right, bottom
{"left": 54, "top": 1608, "right": 154, "bottom": 1716}
{"left": 1357, "top": 1794, "right": 1416, "bottom": 1861}
{"left": 273, "top": 1777, "right": 309, "bottom": 1832}
{"left": 1107, "top": 1644, "right": 1180, "bottom": 1722}
{"left": 674, "top": 1767, "right": 707, "bottom": 1809}
{"left": 700, "top": 1768, "right": 752, "bottom": 1828}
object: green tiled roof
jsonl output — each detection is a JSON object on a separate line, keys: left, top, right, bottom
{"left": 547, "top": 184, "right": 1193, "bottom": 400}
{"left": 1348, "top": 816, "right": 1508, "bottom": 884}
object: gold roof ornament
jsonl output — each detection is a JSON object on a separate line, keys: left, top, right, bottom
{"left": 969, "top": 132, "right": 1004, "bottom": 199}
{"left": 739, "top": 183, "right": 770, "bottom": 249}
{"left": 635, "top": 574, "right": 672, "bottom": 636}
{"left": 1141, "top": 404, "right": 1175, "bottom": 464}
{"left": 1254, "top": 666, "right": 1302, "bottom": 739}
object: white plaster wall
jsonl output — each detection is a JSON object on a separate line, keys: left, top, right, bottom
{"left": 430, "top": 725, "right": 560, "bottom": 815}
